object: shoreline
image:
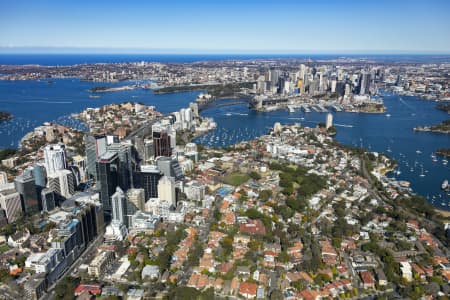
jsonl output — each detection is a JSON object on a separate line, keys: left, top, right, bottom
{"left": 435, "top": 208, "right": 450, "bottom": 217}
{"left": 89, "top": 85, "right": 137, "bottom": 93}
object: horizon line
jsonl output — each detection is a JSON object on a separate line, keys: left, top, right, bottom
{"left": 1, "top": 47, "right": 450, "bottom": 56}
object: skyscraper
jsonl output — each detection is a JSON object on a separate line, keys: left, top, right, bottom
{"left": 156, "top": 157, "right": 184, "bottom": 180}
{"left": 153, "top": 128, "right": 171, "bottom": 157}
{"left": 158, "top": 176, "right": 176, "bottom": 207}
{"left": 96, "top": 151, "right": 119, "bottom": 213}
{"left": 138, "top": 165, "right": 162, "bottom": 201}
{"left": 41, "top": 188, "right": 56, "bottom": 212}
{"left": 84, "top": 134, "right": 107, "bottom": 180}
{"left": 43, "top": 144, "right": 67, "bottom": 175}
{"left": 14, "top": 173, "right": 40, "bottom": 215}
{"left": 31, "top": 164, "right": 47, "bottom": 188}
{"left": 0, "top": 183, "right": 22, "bottom": 223}
{"left": 359, "top": 71, "right": 371, "bottom": 95}
{"left": 126, "top": 188, "right": 145, "bottom": 212}
{"left": 111, "top": 187, "right": 127, "bottom": 226}
{"left": 107, "top": 142, "right": 136, "bottom": 192}
{"left": 47, "top": 169, "right": 75, "bottom": 200}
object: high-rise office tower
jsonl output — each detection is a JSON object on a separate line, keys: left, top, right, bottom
{"left": 144, "top": 140, "right": 155, "bottom": 162}
{"left": 107, "top": 142, "right": 136, "bottom": 192}
{"left": 359, "top": 71, "right": 371, "bottom": 95}
{"left": 31, "top": 164, "right": 47, "bottom": 188}
{"left": 153, "top": 129, "right": 171, "bottom": 157}
{"left": 111, "top": 187, "right": 127, "bottom": 226}
{"left": 72, "top": 155, "right": 87, "bottom": 183}
{"left": 75, "top": 201, "right": 102, "bottom": 246}
{"left": 41, "top": 188, "right": 56, "bottom": 212}
{"left": 84, "top": 134, "right": 107, "bottom": 180}
{"left": 43, "top": 144, "right": 67, "bottom": 175}
{"left": 138, "top": 165, "right": 162, "bottom": 201}
{"left": 330, "top": 79, "right": 337, "bottom": 94}
{"left": 14, "top": 173, "right": 40, "bottom": 215}
{"left": 156, "top": 157, "right": 184, "bottom": 180}
{"left": 47, "top": 169, "right": 75, "bottom": 200}
{"left": 96, "top": 151, "right": 119, "bottom": 213}
{"left": 126, "top": 188, "right": 145, "bottom": 212}
{"left": 72, "top": 193, "right": 104, "bottom": 241}
{"left": 158, "top": 176, "right": 176, "bottom": 207}
{"left": 0, "top": 183, "right": 22, "bottom": 223}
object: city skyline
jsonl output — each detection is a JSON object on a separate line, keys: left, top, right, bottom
{"left": 1, "top": 0, "right": 450, "bottom": 54}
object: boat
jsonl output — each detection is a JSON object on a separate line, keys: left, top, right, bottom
{"left": 385, "top": 114, "right": 391, "bottom": 117}
{"left": 443, "top": 159, "right": 448, "bottom": 165}
{"left": 419, "top": 166, "right": 425, "bottom": 177}
{"left": 399, "top": 181, "right": 410, "bottom": 188}
{"left": 416, "top": 150, "right": 422, "bottom": 154}
{"left": 442, "top": 180, "right": 449, "bottom": 190}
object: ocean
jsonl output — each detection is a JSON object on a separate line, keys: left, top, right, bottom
{"left": 1, "top": 53, "right": 450, "bottom": 66}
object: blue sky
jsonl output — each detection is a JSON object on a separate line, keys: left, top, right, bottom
{"left": 0, "top": 0, "right": 449, "bottom": 54}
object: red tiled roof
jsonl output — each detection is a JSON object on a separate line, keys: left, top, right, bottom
{"left": 74, "top": 284, "right": 102, "bottom": 296}
{"left": 239, "top": 282, "right": 258, "bottom": 297}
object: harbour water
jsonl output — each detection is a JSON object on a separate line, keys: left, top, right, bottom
{"left": 195, "top": 95, "right": 450, "bottom": 209}
{"left": 0, "top": 78, "right": 449, "bottom": 209}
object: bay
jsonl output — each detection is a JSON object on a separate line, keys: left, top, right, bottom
{"left": 194, "top": 94, "right": 450, "bottom": 209}
{"left": 0, "top": 78, "right": 449, "bottom": 209}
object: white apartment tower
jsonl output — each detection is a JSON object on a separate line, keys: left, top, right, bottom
{"left": 157, "top": 176, "right": 176, "bottom": 207}
{"left": 44, "top": 144, "right": 67, "bottom": 175}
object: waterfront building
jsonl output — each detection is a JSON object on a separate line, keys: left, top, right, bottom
{"left": 326, "top": 113, "right": 333, "bottom": 129}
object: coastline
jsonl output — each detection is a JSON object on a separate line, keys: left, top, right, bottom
{"left": 435, "top": 208, "right": 450, "bottom": 217}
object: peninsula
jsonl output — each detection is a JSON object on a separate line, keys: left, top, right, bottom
{"left": 0, "top": 111, "right": 12, "bottom": 121}
{"left": 89, "top": 85, "right": 137, "bottom": 93}
{"left": 436, "top": 102, "right": 450, "bottom": 113}
{"left": 436, "top": 148, "right": 450, "bottom": 157}
{"left": 414, "top": 119, "right": 450, "bottom": 134}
